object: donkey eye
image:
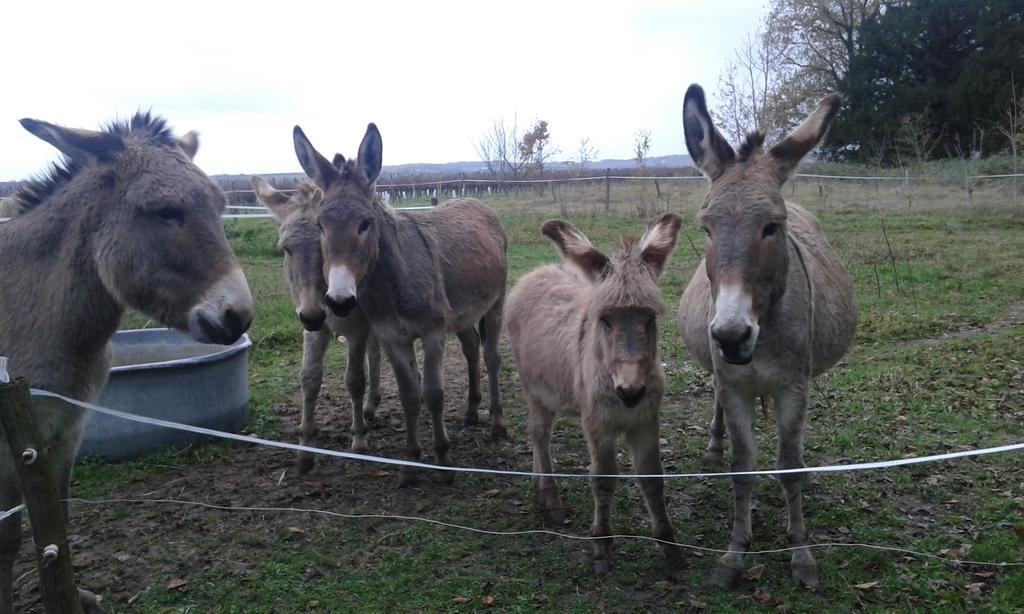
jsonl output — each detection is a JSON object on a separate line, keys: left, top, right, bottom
{"left": 763, "top": 223, "right": 779, "bottom": 238}
{"left": 701, "top": 227, "right": 711, "bottom": 239}
{"left": 153, "top": 207, "right": 185, "bottom": 226}
{"left": 358, "top": 219, "right": 372, "bottom": 235}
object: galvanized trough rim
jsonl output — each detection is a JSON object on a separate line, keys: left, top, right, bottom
{"left": 109, "top": 328, "right": 252, "bottom": 374}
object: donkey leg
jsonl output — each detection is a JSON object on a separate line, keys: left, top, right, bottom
{"left": 702, "top": 395, "right": 727, "bottom": 467}
{"left": 526, "top": 398, "right": 562, "bottom": 523}
{"left": 345, "top": 330, "right": 371, "bottom": 454}
{"left": 712, "top": 386, "right": 757, "bottom": 590}
{"left": 626, "top": 424, "right": 684, "bottom": 571}
{"left": 421, "top": 332, "right": 454, "bottom": 484}
{"left": 585, "top": 430, "right": 619, "bottom": 576}
{"left": 455, "top": 328, "right": 482, "bottom": 427}
{"left": 297, "top": 328, "right": 331, "bottom": 473}
{"left": 775, "top": 383, "right": 817, "bottom": 588}
{"left": 363, "top": 331, "right": 383, "bottom": 423}
{"left": 384, "top": 339, "right": 423, "bottom": 488}
{"left": 482, "top": 299, "right": 506, "bottom": 439}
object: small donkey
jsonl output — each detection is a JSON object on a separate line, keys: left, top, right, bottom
{"left": 678, "top": 84, "right": 856, "bottom": 588}
{"left": 253, "top": 177, "right": 382, "bottom": 470}
{"left": 506, "top": 214, "right": 685, "bottom": 576}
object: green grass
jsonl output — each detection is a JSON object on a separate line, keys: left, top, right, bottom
{"left": 67, "top": 181, "right": 1024, "bottom": 612}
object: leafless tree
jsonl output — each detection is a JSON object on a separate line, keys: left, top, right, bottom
{"left": 576, "top": 138, "right": 598, "bottom": 175}
{"left": 896, "top": 113, "right": 946, "bottom": 165}
{"left": 633, "top": 129, "right": 651, "bottom": 175}
{"left": 994, "top": 75, "right": 1024, "bottom": 173}
{"left": 475, "top": 115, "right": 530, "bottom": 179}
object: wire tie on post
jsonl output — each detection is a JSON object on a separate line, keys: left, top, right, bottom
{"left": 21, "top": 447, "right": 38, "bottom": 465}
{"left": 0, "top": 356, "right": 8, "bottom": 384}
{"left": 41, "top": 544, "right": 59, "bottom": 565}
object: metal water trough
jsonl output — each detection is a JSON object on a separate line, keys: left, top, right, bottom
{"left": 77, "top": 328, "right": 252, "bottom": 461}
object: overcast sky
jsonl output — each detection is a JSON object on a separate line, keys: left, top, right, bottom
{"left": 0, "top": 0, "right": 768, "bottom": 180}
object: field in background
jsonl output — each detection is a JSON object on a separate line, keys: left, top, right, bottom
{"left": 11, "top": 175, "right": 1024, "bottom": 612}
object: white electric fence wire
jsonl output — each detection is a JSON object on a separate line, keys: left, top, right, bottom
{"left": 28, "top": 389, "right": 1024, "bottom": 481}
{"left": 0, "top": 504, "right": 25, "bottom": 524}
{"left": 65, "top": 497, "right": 1024, "bottom": 568}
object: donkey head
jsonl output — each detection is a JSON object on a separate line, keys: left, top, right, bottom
{"left": 682, "top": 84, "right": 840, "bottom": 364}
{"left": 292, "top": 123, "right": 383, "bottom": 318}
{"left": 253, "top": 177, "right": 329, "bottom": 331}
{"left": 543, "top": 214, "right": 681, "bottom": 408}
{"left": 19, "top": 114, "right": 253, "bottom": 344}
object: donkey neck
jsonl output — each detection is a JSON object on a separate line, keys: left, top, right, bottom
{"left": 0, "top": 193, "right": 124, "bottom": 377}
{"left": 360, "top": 211, "right": 445, "bottom": 326}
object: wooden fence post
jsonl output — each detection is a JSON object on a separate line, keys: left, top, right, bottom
{"left": 0, "top": 360, "right": 85, "bottom": 614}
{"left": 604, "top": 168, "right": 611, "bottom": 213}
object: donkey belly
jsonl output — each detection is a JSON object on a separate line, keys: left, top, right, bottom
{"left": 678, "top": 265, "right": 714, "bottom": 373}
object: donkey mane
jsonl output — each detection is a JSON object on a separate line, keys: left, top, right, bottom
{"left": 13, "top": 111, "right": 179, "bottom": 210}
{"left": 737, "top": 131, "right": 766, "bottom": 162}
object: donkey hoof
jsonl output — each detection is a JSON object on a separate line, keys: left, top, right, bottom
{"left": 710, "top": 563, "right": 743, "bottom": 590}
{"left": 297, "top": 453, "right": 315, "bottom": 475}
{"left": 462, "top": 411, "right": 480, "bottom": 427}
{"left": 351, "top": 438, "right": 369, "bottom": 454}
{"left": 398, "top": 469, "right": 418, "bottom": 488}
{"left": 593, "top": 559, "right": 611, "bottom": 576}
{"left": 792, "top": 562, "right": 819, "bottom": 588}
{"left": 491, "top": 423, "right": 509, "bottom": 440}
{"left": 78, "top": 588, "right": 105, "bottom": 614}
{"left": 701, "top": 449, "right": 725, "bottom": 468}
{"left": 362, "top": 410, "right": 378, "bottom": 424}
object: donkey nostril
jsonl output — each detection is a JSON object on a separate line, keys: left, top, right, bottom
{"left": 325, "top": 295, "right": 357, "bottom": 317}
{"left": 739, "top": 326, "right": 752, "bottom": 343}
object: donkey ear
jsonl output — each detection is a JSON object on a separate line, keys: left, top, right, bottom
{"left": 541, "top": 220, "right": 609, "bottom": 283}
{"left": 332, "top": 153, "right": 346, "bottom": 169}
{"left": 309, "top": 187, "right": 324, "bottom": 207}
{"left": 178, "top": 130, "right": 199, "bottom": 160}
{"left": 20, "top": 118, "right": 123, "bottom": 163}
{"left": 681, "top": 84, "right": 735, "bottom": 181}
{"left": 639, "top": 213, "right": 682, "bottom": 278}
{"left": 293, "top": 125, "right": 339, "bottom": 188}
{"left": 357, "top": 122, "right": 383, "bottom": 184}
{"left": 251, "top": 176, "right": 290, "bottom": 222}
{"left": 768, "top": 93, "right": 841, "bottom": 182}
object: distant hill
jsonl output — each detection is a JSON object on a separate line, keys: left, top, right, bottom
{"left": 1, "top": 154, "right": 693, "bottom": 195}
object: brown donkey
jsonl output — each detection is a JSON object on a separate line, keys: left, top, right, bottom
{"left": 253, "top": 177, "right": 382, "bottom": 470}
{"left": 0, "top": 113, "right": 253, "bottom": 611}
{"left": 292, "top": 123, "right": 508, "bottom": 486}
{"left": 677, "top": 84, "right": 856, "bottom": 588}
{"left": 506, "top": 214, "right": 685, "bottom": 576}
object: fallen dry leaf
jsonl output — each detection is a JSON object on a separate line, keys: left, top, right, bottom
{"left": 744, "top": 564, "right": 765, "bottom": 580}
{"left": 968, "top": 582, "right": 986, "bottom": 597}
{"left": 452, "top": 596, "right": 469, "bottom": 604}
{"left": 366, "top": 470, "right": 390, "bottom": 478}
{"left": 688, "top": 598, "right": 707, "bottom": 610}
{"left": 288, "top": 526, "right": 306, "bottom": 534}
{"left": 482, "top": 489, "right": 501, "bottom": 498}
{"left": 165, "top": 578, "right": 188, "bottom": 590}
{"left": 127, "top": 593, "right": 141, "bottom": 605}
{"left": 854, "top": 580, "right": 880, "bottom": 591}
{"left": 482, "top": 595, "right": 496, "bottom": 606}
{"left": 754, "top": 589, "right": 772, "bottom": 604}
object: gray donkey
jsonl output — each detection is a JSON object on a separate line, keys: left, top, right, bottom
{"left": 292, "top": 123, "right": 508, "bottom": 487}
{"left": 506, "top": 214, "right": 685, "bottom": 576}
{"left": 0, "top": 113, "right": 253, "bottom": 612}
{"left": 677, "top": 84, "right": 856, "bottom": 588}
{"left": 253, "top": 177, "right": 382, "bottom": 471}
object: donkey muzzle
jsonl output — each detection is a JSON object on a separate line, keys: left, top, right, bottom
{"left": 711, "top": 325, "right": 755, "bottom": 365}
{"left": 615, "top": 385, "right": 647, "bottom": 408}
{"left": 298, "top": 309, "right": 327, "bottom": 331}
{"left": 187, "top": 267, "right": 253, "bottom": 345}
{"left": 325, "top": 294, "right": 357, "bottom": 318}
